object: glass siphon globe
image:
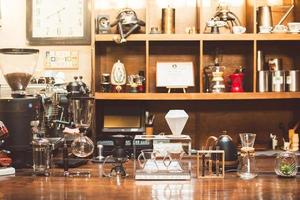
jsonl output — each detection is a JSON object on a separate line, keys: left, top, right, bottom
{"left": 71, "top": 133, "right": 94, "bottom": 158}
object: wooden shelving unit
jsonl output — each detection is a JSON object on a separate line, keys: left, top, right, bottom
{"left": 93, "top": 0, "right": 300, "bottom": 148}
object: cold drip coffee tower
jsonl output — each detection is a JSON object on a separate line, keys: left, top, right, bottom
{"left": 0, "top": 48, "right": 40, "bottom": 168}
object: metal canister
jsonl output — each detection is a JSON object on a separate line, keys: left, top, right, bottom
{"left": 101, "top": 73, "right": 111, "bottom": 93}
{"left": 257, "top": 6, "right": 273, "bottom": 28}
{"left": 257, "top": 71, "right": 270, "bottom": 92}
{"left": 271, "top": 71, "right": 286, "bottom": 92}
{"left": 257, "top": 50, "right": 264, "bottom": 71}
{"left": 286, "top": 70, "right": 300, "bottom": 92}
{"left": 162, "top": 7, "right": 175, "bottom": 34}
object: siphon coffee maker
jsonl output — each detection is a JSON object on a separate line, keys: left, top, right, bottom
{"left": 63, "top": 96, "right": 94, "bottom": 177}
{"left": 237, "top": 133, "right": 257, "bottom": 180}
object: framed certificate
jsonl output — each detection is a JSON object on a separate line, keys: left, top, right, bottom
{"left": 156, "top": 62, "right": 195, "bottom": 89}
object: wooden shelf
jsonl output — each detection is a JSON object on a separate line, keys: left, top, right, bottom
{"left": 95, "top": 34, "right": 147, "bottom": 41}
{"left": 95, "top": 92, "right": 300, "bottom": 100}
{"left": 255, "top": 34, "right": 300, "bottom": 41}
{"left": 95, "top": 33, "right": 300, "bottom": 42}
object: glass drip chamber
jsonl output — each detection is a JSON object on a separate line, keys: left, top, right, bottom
{"left": 237, "top": 133, "right": 257, "bottom": 180}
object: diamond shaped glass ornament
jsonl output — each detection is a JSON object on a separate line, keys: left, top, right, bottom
{"left": 165, "top": 110, "right": 189, "bottom": 136}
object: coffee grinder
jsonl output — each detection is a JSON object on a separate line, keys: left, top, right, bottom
{"left": 0, "top": 48, "right": 40, "bottom": 168}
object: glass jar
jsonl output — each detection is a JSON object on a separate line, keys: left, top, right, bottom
{"left": 275, "top": 151, "right": 298, "bottom": 177}
{"left": 32, "top": 138, "right": 50, "bottom": 176}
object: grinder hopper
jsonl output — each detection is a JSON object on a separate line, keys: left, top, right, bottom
{"left": 0, "top": 48, "right": 39, "bottom": 97}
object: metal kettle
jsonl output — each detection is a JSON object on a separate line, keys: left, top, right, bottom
{"left": 205, "top": 131, "right": 238, "bottom": 169}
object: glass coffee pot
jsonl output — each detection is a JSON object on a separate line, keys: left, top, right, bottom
{"left": 0, "top": 48, "right": 39, "bottom": 97}
{"left": 237, "top": 133, "right": 257, "bottom": 180}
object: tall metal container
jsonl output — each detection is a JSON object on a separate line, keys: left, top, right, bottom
{"left": 257, "top": 71, "right": 270, "bottom": 92}
{"left": 286, "top": 70, "right": 300, "bottom": 92}
{"left": 162, "top": 7, "right": 175, "bottom": 34}
{"left": 271, "top": 71, "right": 286, "bottom": 92}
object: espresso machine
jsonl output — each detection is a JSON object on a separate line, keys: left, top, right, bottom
{"left": 0, "top": 48, "right": 40, "bottom": 168}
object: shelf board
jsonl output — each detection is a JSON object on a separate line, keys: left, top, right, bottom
{"left": 95, "top": 33, "right": 300, "bottom": 42}
{"left": 255, "top": 33, "right": 300, "bottom": 41}
{"left": 95, "top": 92, "right": 300, "bottom": 100}
{"left": 201, "top": 33, "right": 255, "bottom": 41}
{"left": 95, "top": 34, "right": 147, "bottom": 42}
{"left": 147, "top": 34, "right": 200, "bottom": 41}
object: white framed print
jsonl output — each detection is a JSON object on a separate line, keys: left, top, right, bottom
{"left": 156, "top": 62, "right": 195, "bottom": 89}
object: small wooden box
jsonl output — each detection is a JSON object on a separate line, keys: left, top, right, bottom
{"left": 196, "top": 150, "right": 225, "bottom": 179}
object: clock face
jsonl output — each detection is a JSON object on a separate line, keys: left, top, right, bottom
{"left": 32, "top": 0, "right": 84, "bottom": 38}
{"left": 27, "top": 0, "right": 91, "bottom": 44}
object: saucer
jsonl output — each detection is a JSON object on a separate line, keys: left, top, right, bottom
{"left": 288, "top": 30, "right": 300, "bottom": 34}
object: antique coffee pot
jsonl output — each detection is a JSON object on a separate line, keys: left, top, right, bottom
{"left": 205, "top": 131, "right": 238, "bottom": 169}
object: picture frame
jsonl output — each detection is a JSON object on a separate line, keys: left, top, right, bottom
{"left": 156, "top": 62, "right": 195, "bottom": 90}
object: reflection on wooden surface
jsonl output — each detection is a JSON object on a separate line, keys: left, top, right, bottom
{"left": 0, "top": 157, "right": 299, "bottom": 200}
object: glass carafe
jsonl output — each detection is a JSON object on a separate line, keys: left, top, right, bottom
{"left": 237, "top": 133, "right": 257, "bottom": 180}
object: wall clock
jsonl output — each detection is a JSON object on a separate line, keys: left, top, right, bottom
{"left": 26, "top": 0, "right": 91, "bottom": 45}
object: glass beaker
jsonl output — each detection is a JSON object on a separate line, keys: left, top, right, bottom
{"left": 237, "top": 133, "right": 257, "bottom": 180}
{"left": 32, "top": 138, "right": 51, "bottom": 176}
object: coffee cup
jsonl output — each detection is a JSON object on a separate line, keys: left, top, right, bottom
{"left": 287, "top": 22, "right": 300, "bottom": 33}
{"left": 232, "top": 26, "right": 246, "bottom": 34}
{"left": 259, "top": 25, "right": 272, "bottom": 33}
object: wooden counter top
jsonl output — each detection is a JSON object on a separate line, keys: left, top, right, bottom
{"left": 0, "top": 157, "right": 299, "bottom": 200}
